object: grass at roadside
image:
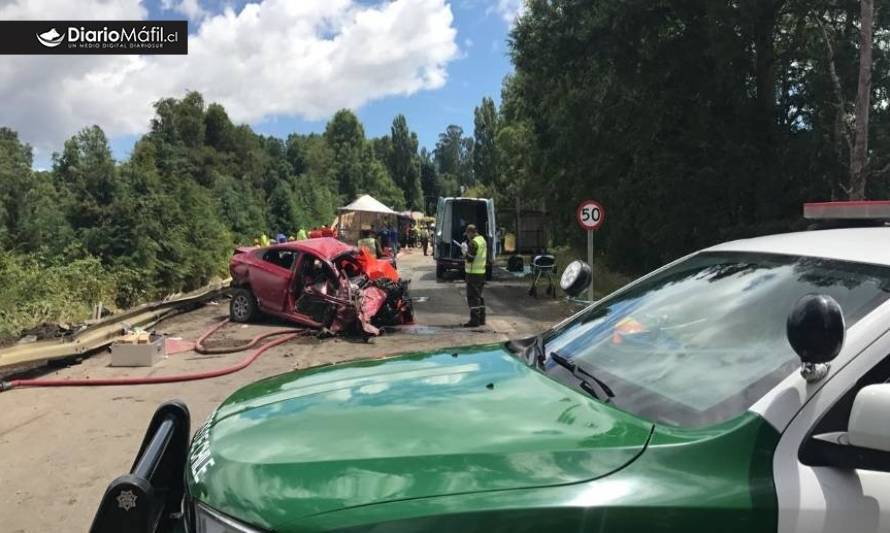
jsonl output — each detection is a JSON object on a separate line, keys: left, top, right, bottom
{"left": 0, "top": 253, "right": 118, "bottom": 338}
{"left": 496, "top": 245, "right": 632, "bottom": 300}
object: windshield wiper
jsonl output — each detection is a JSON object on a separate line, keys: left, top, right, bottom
{"left": 532, "top": 334, "right": 547, "bottom": 368}
{"left": 550, "top": 350, "right": 615, "bottom": 403}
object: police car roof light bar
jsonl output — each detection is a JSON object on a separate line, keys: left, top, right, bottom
{"left": 804, "top": 200, "right": 890, "bottom": 220}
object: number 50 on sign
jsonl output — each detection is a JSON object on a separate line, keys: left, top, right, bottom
{"left": 576, "top": 200, "right": 605, "bottom": 231}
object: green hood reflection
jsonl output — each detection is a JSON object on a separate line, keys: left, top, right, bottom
{"left": 188, "top": 344, "right": 654, "bottom": 530}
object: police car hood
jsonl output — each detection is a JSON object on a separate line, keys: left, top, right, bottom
{"left": 186, "top": 345, "right": 653, "bottom": 530}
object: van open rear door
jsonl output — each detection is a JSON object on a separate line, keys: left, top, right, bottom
{"left": 486, "top": 199, "right": 497, "bottom": 261}
{"left": 434, "top": 196, "right": 446, "bottom": 260}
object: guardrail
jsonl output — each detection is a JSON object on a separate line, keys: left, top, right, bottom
{"left": 0, "top": 280, "right": 230, "bottom": 370}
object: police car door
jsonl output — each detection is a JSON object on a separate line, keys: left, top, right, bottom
{"left": 774, "top": 300, "right": 890, "bottom": 533}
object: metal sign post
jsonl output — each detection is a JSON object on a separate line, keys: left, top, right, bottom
{"left": 587, "top": 230, "right": 594, "bottom": 302}
{"left": 576, "top": 200, "right": 605, "bottom": 302}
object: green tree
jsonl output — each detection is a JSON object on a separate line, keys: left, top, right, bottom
{"left": 364, "top": 151, "right": 406, "bottom": 210}
{"left": 434, "top": 125, "right": 462, "bottom": 177}
{"left": 285, "top": 133, "right": 308, "bottom": 176}
{"left": 53, "top": 126, "right": 120, "bottom": 260}
{"left": 325, "top": 109, "right": 367, "bottom": 202}
{"left": 387, "top": 115, "right": 424, "bottom": 210}
{"left": 205, "top": 103, "right": 237, "bottom": 153}
{"left": 419, "top": 147, "right": 440, "bottom": 212}
{"left": 268, "top": 180, "right": 301, "bottom": 235}
{"left": 0, "top": 128, "right": 36, "bottom": 248}
{"left": 434, "top": 124, "right": 475, "bottom": 190}
{"left": 174, "top": 91, "right": 206, "bottom": 149}
{"left": 473, "top": 97, "right": 499, "bottom": 187}
{"left": 18, "top": 171, "right": 72, "bottom": 258}
{"left": 296, "top": 173, "right": 337, "bottom": 227}
{"left": 371, "top": 135, "right": 392, "bottom": 166}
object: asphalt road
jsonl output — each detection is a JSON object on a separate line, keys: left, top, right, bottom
{"left": 407, "top": 249, "right": 575, "bottom": 334}
{"left": 0, "top": 247, "right": 577, "bottom": 532}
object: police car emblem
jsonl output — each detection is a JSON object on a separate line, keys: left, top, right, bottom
{"left": 116, "top": 489, "right": 137, "bottom": 511}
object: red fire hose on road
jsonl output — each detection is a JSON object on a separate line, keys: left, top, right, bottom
{"left": 0, "top": 319, "right": 306, "bottom": 392}
{"left": 194, "top": 318, "right": 304, "bottom": 354}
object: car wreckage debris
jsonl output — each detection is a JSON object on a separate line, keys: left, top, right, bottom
{"left": 228, "top": 238, "right": 414, "bottom": 337}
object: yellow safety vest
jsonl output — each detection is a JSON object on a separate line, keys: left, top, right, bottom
{"left": 296, "top": 229, "right": 308, "bottom": 241}
{"left": 466, "top": 235, "right": 487, "bottom": 274}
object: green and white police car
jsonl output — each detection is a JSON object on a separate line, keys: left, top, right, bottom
{"left": 92, "top": 202, "right": 890, "bottom": 532}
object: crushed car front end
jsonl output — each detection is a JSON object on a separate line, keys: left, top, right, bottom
{"left": 228, "top": 239, "right": 413, "bottom": 336}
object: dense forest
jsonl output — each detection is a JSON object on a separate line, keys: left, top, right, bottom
{"left": 501, "top": 0, "right": 890, "bottom": 273}
{"left": 2, "top": 0, "right": 889, "bottom": 335}
{"left": 0, "top": 94, "right": 484, "bottom": 335}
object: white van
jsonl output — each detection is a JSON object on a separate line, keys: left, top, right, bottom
{"left": 434, "top": 197, "right": 496, "bottom": 280}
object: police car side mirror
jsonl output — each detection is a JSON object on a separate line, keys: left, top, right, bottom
{"left": 802, "top": 384, "right": 890, "bottom": 472}
{"left": 847, "top": 385, "right": 890, "bottom": 453}
{"left": 787, "top": 294, "right": 845, "bottom": 383}
{"left": 560, "top": 261, "right": 592, "bottom": 297}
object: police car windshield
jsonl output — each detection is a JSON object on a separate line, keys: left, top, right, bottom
{"left": 543, "top": 251, "right": 890, "bottom": 427}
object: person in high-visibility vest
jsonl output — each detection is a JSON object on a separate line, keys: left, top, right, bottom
{"left": 462, "top": 224, "right": 487, "bottom": 327}
{"left": 295, "top": 228, "right": 308, "bottom": 240}
{"left": 357, "top": 229, "right": 382, "bottom": 258}
{"left": 420, "top": 224, "right": 430, "bottom": 256}
{"left": 259, "top": 233, "right": 271, "bottom": 247}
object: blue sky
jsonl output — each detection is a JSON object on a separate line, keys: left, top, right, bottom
{"left": 97, "top": 1, "right": 517, "bottom": 166}
{"left": 0, "top": 0, "right": 518, "bottom": 169}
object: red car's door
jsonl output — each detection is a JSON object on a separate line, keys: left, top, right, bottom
{"left": 291, "top": 253, "right": 339, "bottom": 326}
{"left": 250, "top": 248, "right": 298, "bottom": 313}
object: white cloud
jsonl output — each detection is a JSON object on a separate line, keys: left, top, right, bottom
{"left": 491, "top": 0, "right": 524, "bottom": 24}
{"left": 0, "top": 0, "right": 458, "bottom": 158}
{"left": 161, "top": 0, "right": 208, "bottom": 21}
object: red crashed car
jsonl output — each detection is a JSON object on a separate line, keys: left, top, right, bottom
{"left": 228, "top": 238, "right": 413, "bottom": 336}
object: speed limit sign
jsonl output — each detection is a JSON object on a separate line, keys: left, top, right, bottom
{"left": 576, "top": 200, "right": 605, "bottom": 231}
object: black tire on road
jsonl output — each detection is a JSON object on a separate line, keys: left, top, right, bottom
{"left": 230, "top": 288, "right": 258, "bottom": 323}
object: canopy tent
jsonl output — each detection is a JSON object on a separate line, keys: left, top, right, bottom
{"left": 336, "top": 194, "right": 398, "bottom": 244}
{"left": 341, "top": 195, "right": 398, "bottom": 215}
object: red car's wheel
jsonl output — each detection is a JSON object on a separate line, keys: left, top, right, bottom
{"left": 230, "top": 288, "right": 258, "bottom": 323}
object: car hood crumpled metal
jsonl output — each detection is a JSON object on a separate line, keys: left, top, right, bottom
{"left": 187, "top": 345, "right": 654, "bottom": 530}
